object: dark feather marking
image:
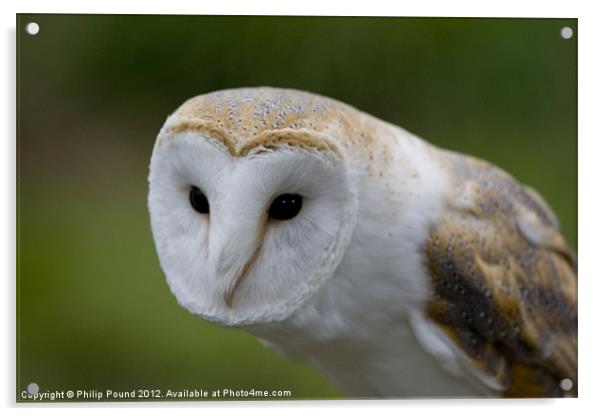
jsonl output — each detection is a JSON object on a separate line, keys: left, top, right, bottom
{"left": 424, "top": 152, "right": 577, "bottom": 398}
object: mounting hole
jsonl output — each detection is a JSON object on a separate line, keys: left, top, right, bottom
{"left": 560, "top": 26, "right": 573, "bottom": 40}
{"left": 560, "top": 378, "right": 573, "bottom": 391}
{"left": 25, "top": 22, "right": 40, "bottom": 36}
{"left": 27, "top": 382, "right": 39, "bottom": 394}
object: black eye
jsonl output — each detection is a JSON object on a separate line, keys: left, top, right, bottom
{"left": 268, "top": 194, "right": 303, "bottom": 220}
{"left": 189, "top": 186, "right": 209, "bottom": 214}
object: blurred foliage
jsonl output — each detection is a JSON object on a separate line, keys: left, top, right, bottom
{"left": 17, "top": 14, "right": 576, "bottom": 401}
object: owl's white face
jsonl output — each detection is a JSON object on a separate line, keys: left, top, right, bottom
{"left": 148, "top": 131, "right": 357, "bottom": 326}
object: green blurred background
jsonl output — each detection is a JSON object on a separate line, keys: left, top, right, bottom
{"left": 17, "top": 15, "right": 577, "bottom": 401}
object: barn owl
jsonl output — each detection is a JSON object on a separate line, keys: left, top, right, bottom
{"left": 148, "top": 87, "right": 576, "bottom": 398}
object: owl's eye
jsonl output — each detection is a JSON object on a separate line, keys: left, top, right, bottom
{"left": 268, "top": 194, "right": 303, "bottom": 220}
{"left": 189, "top": 186, "right": 209, "bottom": 214}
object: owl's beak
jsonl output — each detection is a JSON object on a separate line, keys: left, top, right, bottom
{"left": 211, "top": 219, "right": 266, "bottom": 309}
{"left": 222, "top": 241, "right": 262, "bottom": 308}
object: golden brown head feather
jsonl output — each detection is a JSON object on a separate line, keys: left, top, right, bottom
{"left": 424, "top": 151, "right": 577, "bottom": 397}
{"left": 159, "top": 87, "right": 398, "bottom": 163}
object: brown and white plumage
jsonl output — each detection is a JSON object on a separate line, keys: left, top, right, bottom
{"left": 424, "top": 152, "right": 577, "bottom": 397}
{"left": 148, "top": 87, "right": 577, "bottom": 398}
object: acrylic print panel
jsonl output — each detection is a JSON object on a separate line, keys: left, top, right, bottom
{"left": 16, "top": 14, "right": 577, "bottom": 402}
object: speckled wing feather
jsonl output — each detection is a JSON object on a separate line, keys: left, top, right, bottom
{"left": 423, "top": 151, "right": 577, "bottom": 397}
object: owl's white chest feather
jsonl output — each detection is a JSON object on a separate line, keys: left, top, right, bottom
{"left": 248, "top": 130, "right": 482, "bottom": 397}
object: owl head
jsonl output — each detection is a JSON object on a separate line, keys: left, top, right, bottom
{"left": 148, "top": 88, "right": 362, "bottom": 326}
